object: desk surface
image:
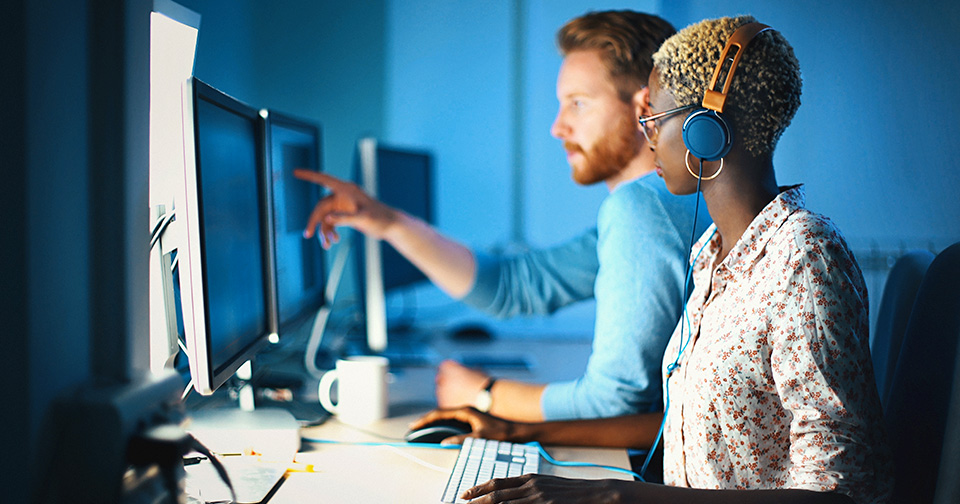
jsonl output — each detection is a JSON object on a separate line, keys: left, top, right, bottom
{"left": 269, "top": 336, "right": 630, "bottom": 503}
{"left": 187, "top": 335, "right": 630, "bottom": 503}
{"left": 268, "top": 413, "right": 631, "bottom": 503}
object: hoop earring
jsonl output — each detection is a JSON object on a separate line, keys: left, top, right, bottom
{"left": 685, "top": 150, "right": 724, "bottom": 180}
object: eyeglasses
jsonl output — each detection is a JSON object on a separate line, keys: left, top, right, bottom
{"left": 638, "top": 104, "right": 696, "bottom": 145}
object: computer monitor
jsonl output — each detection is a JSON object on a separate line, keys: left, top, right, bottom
{"left": 262, "top": 110, "right": 326, "bottom": 335}
{"left": 177, "top": 77, "right": 278, "bottom": 396}
{"left": 356, "top": 138, "right": 434, "bottom": 353}
{"left": 148, "top": 1, "right": 200, "bottom": 377}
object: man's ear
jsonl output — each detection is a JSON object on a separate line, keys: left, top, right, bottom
{"left": 634, "top": 86, "right": 651, "bottom": 118}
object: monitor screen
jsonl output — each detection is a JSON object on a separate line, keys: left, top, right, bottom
{"left": 178, "top": 77, "right": 275, "bottom": 395}
{"left": 376, "top": 146, "right": 433, "bottom": 292}
{"left": 263, "top": 111, "right": 326, "bottom": 333}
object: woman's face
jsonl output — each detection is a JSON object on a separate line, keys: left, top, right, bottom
{"left": 645, "top": 68, "right": 700, "bottom": 195}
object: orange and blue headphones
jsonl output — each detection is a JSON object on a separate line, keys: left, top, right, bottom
{"left": 682, "top": 22, "right": 772, "bottom": 161}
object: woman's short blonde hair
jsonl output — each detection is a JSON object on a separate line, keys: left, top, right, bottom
{"left": 652, "top": 16, "right": 801, "bottom": 157}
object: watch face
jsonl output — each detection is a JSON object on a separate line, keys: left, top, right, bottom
{"left": 475, "top": 390, "right": 493, "bottom": 413}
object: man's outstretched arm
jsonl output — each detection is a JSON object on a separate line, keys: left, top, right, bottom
{"left": 295, "top": 169, "right": 476, "bottom": 298}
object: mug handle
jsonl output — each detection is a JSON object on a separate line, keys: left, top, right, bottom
{"left": 318, "top": 369, "right": 339, "bottom": 415}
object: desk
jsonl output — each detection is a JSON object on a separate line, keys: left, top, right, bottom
{"left": 268, "top": 413, "right": 631, "bottom": 503}
{"left": 266, "top": 336, "right": 632, "bottom": 503}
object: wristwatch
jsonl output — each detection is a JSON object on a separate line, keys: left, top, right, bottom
{"left": 474, "top": 378, "right": 497, "bottom": 413}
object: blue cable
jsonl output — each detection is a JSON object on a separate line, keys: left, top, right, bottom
{"left": 638, "top": 158, "right": 715, "bottom": 479}
{"left": 299, "top": 436, "right": 461, "bottom": 450}
{"left": 526, "top": 441, "right": 645, "bottom": 481}
{"left": 301, "top": 437, "right": 645, "bottom": 480}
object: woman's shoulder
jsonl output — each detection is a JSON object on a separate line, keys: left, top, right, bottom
{"left": 774, "top": 210, "right": 861, "bottom": 275}
{"left": 778, "top": 209, "right": 849, "bottom": 250}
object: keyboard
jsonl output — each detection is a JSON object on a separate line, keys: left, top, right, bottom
{"left": 441, "top": 437, "right": 542, "bottom": 503}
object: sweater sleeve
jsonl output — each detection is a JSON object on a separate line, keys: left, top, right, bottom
{"left": 460, "top": 229, "right": 598, "bottom": 318}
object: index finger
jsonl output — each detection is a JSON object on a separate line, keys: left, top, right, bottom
{"left": 293, "top": 169, "right": 347, "bottom": 190}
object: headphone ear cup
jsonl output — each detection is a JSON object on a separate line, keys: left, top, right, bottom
{"left": 682, "top": 109, "right": 732, "bottom": 162}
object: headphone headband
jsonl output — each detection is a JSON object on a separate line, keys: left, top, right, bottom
{"left": 682, "top": 21, "right": 774, "bottom": 162}
{"left": 702, "top": 22, "right": 771, "bottom": 113}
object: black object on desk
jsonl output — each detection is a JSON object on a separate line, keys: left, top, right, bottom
{"left": 449, "top": 322, "right": 494, "bottom": 341}
{"left": 404, "top": 419, "right": 473, "bottom": 444}
{"left": 250, "top": 368, "right": 332, "bottom": 426}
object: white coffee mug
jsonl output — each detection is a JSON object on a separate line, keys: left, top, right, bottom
{"left": 318, "top": 356, "right": 389, "bottom": 425}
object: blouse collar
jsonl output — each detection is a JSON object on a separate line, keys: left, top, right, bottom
{"left": 690, "top": 184, "right": 807, "bottom": 274}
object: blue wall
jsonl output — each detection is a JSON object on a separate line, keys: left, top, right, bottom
{"left": 384, "top": 0, "right": 515, "bottom": 247}
{"left": 251, "top": 1, "right": 388, "bottom": 187}
{"left": 180, "top": 0, "right": 256, "bottom": 101}
{"left": 177, "top": 0, "right": 387, "bottom": 194}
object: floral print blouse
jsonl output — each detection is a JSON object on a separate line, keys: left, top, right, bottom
{"left": 661, "top": 185, "right": 892, "bottom": 504}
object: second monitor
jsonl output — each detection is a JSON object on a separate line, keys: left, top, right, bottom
{"left": 263, "top": 110, "right": 326, "bottom": 336}
{"left": 356, "top": 138, "right": 434, "bottom": 356}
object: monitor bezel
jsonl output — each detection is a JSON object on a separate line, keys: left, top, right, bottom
{"left": 179, "top": 77, "right": 276, "bottom": 395}
{"left": 261, "top": 109, "right": 327, "bottom": 336}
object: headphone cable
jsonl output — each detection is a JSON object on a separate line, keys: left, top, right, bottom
{"left": 639, "top": 156, "right": 710, "bottom": 478}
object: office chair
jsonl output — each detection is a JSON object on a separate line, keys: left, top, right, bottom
{"left": 934, "top": 339, "right": 960, "bottom": 504}
{"left": 870, "top": 249, "right": 935, "bottom": 406}
{"left": 883, "top": 242, "right": 960, "bottom": 504}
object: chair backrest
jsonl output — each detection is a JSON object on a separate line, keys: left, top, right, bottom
{"left": 884, "top": 242, "right": 960, "bottom": 504}
{"left": 934, "top": 338, "right": 960, "bottom": 504}
{"left": 871, "top": 249, "right": 935, "bottom": 405}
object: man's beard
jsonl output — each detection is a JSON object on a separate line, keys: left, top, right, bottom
{"left": 566, "top": 114, "right": 641, "bottom": 186}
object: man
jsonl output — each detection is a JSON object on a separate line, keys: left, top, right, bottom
{"left": 295, "top": 10, "right": 710, "bottom": 422}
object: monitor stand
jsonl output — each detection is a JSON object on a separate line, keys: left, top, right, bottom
{"left": 184, "top": 362, "right": 300, "bottom": 458}
{"left": 348, "top": 325, "right": 440, "bottom": 368}
{"left": 185, "top": 406, "right": 300, "bottom": 460}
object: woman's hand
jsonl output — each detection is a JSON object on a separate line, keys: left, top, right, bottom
{"left": 461, "top": 475, "right": 627, "bottom": 503}
{"left": 409, "top": 407, "right": 519, "bottom": 445}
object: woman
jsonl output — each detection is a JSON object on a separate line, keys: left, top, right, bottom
{"left": 411, "top": 15, "right": 892, "bottom": 504}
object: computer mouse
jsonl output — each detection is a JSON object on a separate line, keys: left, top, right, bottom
{"left": 403, "top": 419, "right": 473, "bottom": 444}
{"left": 449, "top": 323, "right": 494, "bottom": 341}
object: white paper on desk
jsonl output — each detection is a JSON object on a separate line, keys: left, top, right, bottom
{"left": 184, "top": 457, "right": 287, "bottom": 504}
